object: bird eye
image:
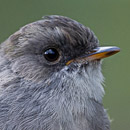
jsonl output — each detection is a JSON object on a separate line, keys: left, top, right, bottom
{"left": 44, "top": 48, "right": 60, "bottom": 62}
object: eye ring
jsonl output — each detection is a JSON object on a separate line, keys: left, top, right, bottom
{"left": 44, "top": 48, "right": 60, "bottom": 63}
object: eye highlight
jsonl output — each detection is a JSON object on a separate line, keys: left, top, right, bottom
{"left": 44, "top": 48, "right": 60, "bottom": 62}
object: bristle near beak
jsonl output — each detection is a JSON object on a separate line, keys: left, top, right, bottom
{"left": 66, "top": 46, "right": 120, "bottom": 65}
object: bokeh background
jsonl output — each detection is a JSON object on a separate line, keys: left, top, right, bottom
{"left": 0, "top": 0, "right": 129, "bottom": 129}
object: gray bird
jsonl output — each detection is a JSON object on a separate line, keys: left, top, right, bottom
{"left": 0, "top": 15, "right": 120, "bottom": 130}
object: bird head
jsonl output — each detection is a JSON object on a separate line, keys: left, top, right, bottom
{"left": 2, "top": 15, "right": 120, "bottom": 102}
{"left": 0, "top": 15, "right": 120, "bottom": 130}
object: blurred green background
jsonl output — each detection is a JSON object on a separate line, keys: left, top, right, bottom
{"left": 0, "top": 0, "right": 129, "bottom": 129}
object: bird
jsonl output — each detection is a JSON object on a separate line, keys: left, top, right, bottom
{"left": 0, "top": 15, "right": 120, "bottom": 130}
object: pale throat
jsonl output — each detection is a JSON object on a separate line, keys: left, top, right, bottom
{"left": 53, "top": 63, "right": 105, "bottom": 112}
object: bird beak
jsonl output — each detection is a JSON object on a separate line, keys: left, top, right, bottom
{"left": 66, "top": 46, "right": 120, "bottom": 65}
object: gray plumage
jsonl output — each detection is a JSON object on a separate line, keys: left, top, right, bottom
{"left": 0, "top": 15, "right": 110, "bottom": 130}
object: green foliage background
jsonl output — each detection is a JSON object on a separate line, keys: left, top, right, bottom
{"left": 0, "top": 0, "right": 129, "bottom": 129}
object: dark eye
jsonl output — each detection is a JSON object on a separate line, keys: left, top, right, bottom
{"left": 44, "top": 48, "right": 60, "bottom": 62}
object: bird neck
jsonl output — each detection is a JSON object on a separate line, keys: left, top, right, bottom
{"left": 47, "top": 65, "right": 108, "bottom": 130}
